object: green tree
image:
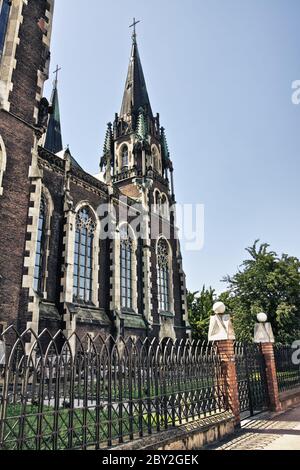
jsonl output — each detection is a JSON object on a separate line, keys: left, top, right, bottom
{"left": 187, "top": 286, "right": 216, "bottom": 341}
{"left": 222, "top": 240, "right": 300, "bottom": 343}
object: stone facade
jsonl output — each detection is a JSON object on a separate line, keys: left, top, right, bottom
{"left": 0, "top": 0, "right": 54, "bottom": 334}
{"left": 0, "top": 0, "right": 190, "bottom": 343}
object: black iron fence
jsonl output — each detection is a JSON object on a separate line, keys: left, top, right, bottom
{"left": 0, "top": 328, "right": 228, "bottom": 450}
{"left": 234, "top": 342, "right": 269, "bottom": 417}
{"left": 274, "top": 344, "right": 300, "bottom": 393}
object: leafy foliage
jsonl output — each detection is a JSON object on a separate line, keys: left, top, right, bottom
{"left": 188, "top": 241, "right": 300, "bottom": 344}
{"left": 187, "top": 287, "right": 216, "bottom": 341}
{"left": 223, "top": 241, "right": 300, "bottom": 343}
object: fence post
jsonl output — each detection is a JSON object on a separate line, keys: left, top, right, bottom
{"left": 216, "top": 340, "right": 240, "bottom": 427}
{"left": 254, "top": 313, "right": 281, "bottom": 412}
{"left": 208, "top": 302, "right": 240, "bottom": 427}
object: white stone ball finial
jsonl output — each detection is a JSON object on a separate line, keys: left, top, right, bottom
{"left": 257, "top": 312, "right": 268, "bottom": 323}
{"left": 213, "top": 302, "right": 226, "bottom": 315}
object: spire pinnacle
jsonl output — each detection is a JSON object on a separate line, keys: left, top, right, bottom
{"left": 53, "top": 65, "right": 61, "bottom": 88}
{"left": 120, "top": 22, "right": 153, "bottom": 120}
{"left": 103, "top": 122, "right": 113, "bottom": 157}
{"left": 129, "top": 18, "right": 140, "bottom": 44}
{"left": 161, "top": 127, "right": 170, "bottom": 162}
{"left": 44, "top": 66, "right": 63, "bottom": 154}
{"left": 136, "top": 108, "right": 148, "bottom": 142}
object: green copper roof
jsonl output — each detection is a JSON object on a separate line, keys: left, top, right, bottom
{"left": 161, "top": 127, "right": 170, "bottom": 161}
{"left": 135, "top": 108, "right": 148, "bottom": 141}
{"left": 44, "top": 82, "right": 63, "bottom": 155}
{"left": 103, "top": 122, "right": 113, "bottom": 156}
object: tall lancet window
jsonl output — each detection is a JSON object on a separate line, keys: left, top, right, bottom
{"left": 157, "top": 238, "right": 170, "bottom": 312}
{"left": 34, "top": 194, "right": 47, "bottom": 293}
{"left": 121, "top": 146, "right": 129, "bottom": 170}
{"left": 152, "top": 147, "right": 159, "bottom": 172}
{"left": 120, "top": 225, "right": 133, "bottom": 309}
{"left": 73, "top": 207, "right": 95, "bottom": 304}
{"left": 0, "top": 0, "right": 11, "bottom": 59}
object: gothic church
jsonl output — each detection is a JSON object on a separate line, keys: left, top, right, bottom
{"left": 0, "top": 0, "right": 190, "bottom": 342}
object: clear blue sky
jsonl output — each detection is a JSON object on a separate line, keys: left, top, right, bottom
{"left": 45, "top": 0, "right": 300, "bottom": 294}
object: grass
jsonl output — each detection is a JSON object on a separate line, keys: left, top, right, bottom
{"left": 2, "top": 403, "right": 150, "bottom": 450}
{"left": 1, "top": 386, "right": 223, "bottom": 450}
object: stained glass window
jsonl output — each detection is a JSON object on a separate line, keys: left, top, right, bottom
{"left": 120, "top": 225, "right": 133, "bottom": 309}
{"left": 34, "top": 194, "right": 46, "bottom": 293}
{"left": 0, "top": 0, "right": 11, "bottom": 59}
{"left": 73, "top": 207, "right": 96, "bottom": 304}
{"left": 157, "top": 238, "right": 170, "bottom": 312}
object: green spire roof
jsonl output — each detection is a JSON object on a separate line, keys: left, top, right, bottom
{"left": 44, "top": 80, "right": 63, "bottom": 154}
{"left": 135, "top": 108, "right": 148, "bottom": 141}
{"left": 161, "top": 127, "right": 170, "bottom": 161}
{"left": 103, "top": 122, "right": 113, "bottom": 156}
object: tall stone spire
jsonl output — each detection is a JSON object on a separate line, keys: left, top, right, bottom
{"left": 120, "top": 21, "right": 153, "bottom": 120}
{"left": 44, "top": 66, "right": 63, "bottom": 154}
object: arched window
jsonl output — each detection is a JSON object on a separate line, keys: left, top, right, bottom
{"left": 121, "top": 145, "right": 129, "bottom": 170}
{"left": 0, "top": 0, "right": 11, "bottom": 59}
{"left": 152, "top": 147, "right": 158, "bottom": 171}
{"left": 161, "top": 194, "right": 169, "bottom": 219}
{"left": 120, "top": 225, "right": 133, "bottom": 309}
{"left": 73, "top": 207, "right": 96, "bottom": 304}
{"left": 154, "top": 190, "right": 160, "bottom": 214}
{"left": 34, "top": 194, "right": 47, "bottom": 293}
{"left": 157, "top": 238, "right": 170, "bottom": 312}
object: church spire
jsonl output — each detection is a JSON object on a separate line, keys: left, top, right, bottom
{"left": 120, "top": 19, "right": 153, "bottom": 120}
{"left": 44, "top": 66, "right": 63, "bottom": 155}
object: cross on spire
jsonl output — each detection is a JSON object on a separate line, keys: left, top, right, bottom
{"left": 129, "top": 18, "right": 140, "bottom": 43}
{"left": 53, "top": 65, "right": 61, "bottom": 87}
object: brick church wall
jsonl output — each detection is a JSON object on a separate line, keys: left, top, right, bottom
{"left": 0, "top": 0, "right": 54, "bottom": 330}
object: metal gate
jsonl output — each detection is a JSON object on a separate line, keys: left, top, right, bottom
{"left": 235, "top": 342, "right": 269, "bottom": 418}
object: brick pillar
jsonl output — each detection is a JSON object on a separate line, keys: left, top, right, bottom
{"left": 216, "top": 339, "right": 240, "bottom": 427}
{"left": 261, "top": 343, "right": 282, "bottom": 412}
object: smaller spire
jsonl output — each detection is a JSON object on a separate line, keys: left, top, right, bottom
{"left": 136, "top": 108, "right": 148, "bottom": 142}
{"left": 102, "top": 122, "right": 114, "bottom": 159}
{"left": 44, "top": 66, "right": 63, "bottom": 154}
{"left": 100, "top": 123, "right": 114, "bottom": 185}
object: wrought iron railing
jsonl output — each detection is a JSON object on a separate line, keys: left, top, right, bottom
{"left": 274, "top": 344, "right": 300, "bottom": 393}
{"left": 234, "top": 342, "right": 269, "bottom": 417}
{"left": 0, "top": 328, "right": 228, "bottom": 450}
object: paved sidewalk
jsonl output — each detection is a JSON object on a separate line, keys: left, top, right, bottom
{"left": 209, "top": 406, "right": 300, "bottom": 450}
